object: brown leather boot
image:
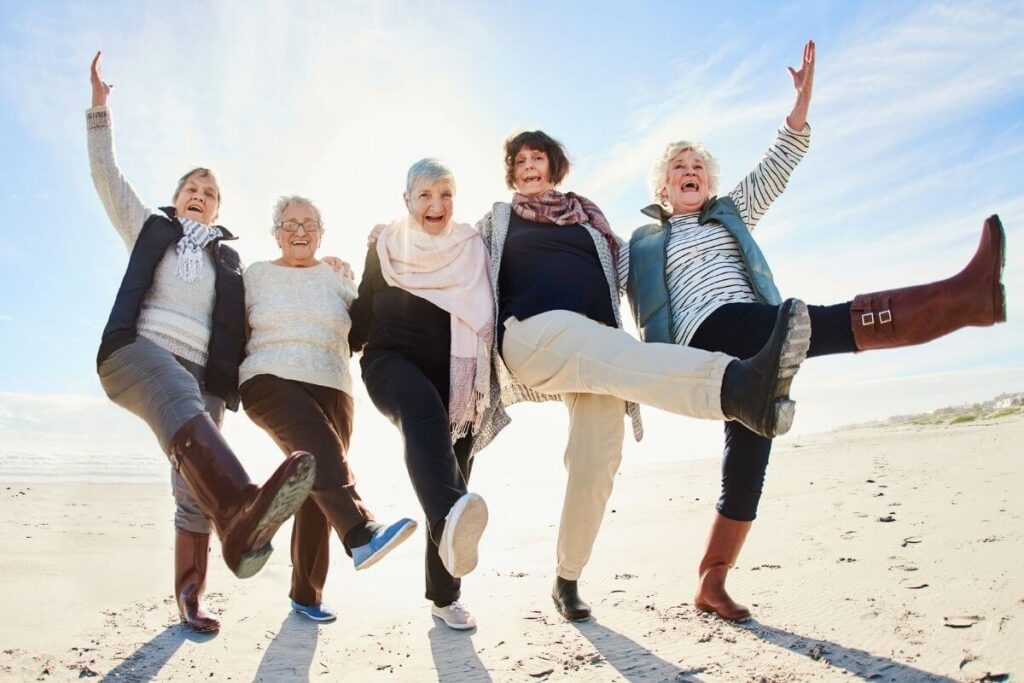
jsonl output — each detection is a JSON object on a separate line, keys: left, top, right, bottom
{"left": 169, "top": 414, "right": 316, "bottom": 579}
{"left": 694, "top": 513, "right": 752, "bottom": 622}
{"left": 175, "top": 530, "right": 220, "bottom": 633}
{"left": 852, "top": 215, "right": 1006, "bottom": 350}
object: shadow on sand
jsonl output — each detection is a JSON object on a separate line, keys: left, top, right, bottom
{"left": 741, "top": 620, "right": 959, "bottom": 682}
{"left": 100, "top": 624, "right": 215, "bottom": 682}
{"left": 252, "top": 613, "right": 321, "bottom": 683}
{"left": 428, "top": 622, "right": 493, "bottom": 682}
{"left": 574, "top": 619, "right": 707, "bottom": 682}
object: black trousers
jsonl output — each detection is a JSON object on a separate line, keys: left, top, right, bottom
{"left": 689, "top": 301, "right": 856, "bottom": 521}
{"left": 361, "top": 350, "right": 473, "bottom": 605}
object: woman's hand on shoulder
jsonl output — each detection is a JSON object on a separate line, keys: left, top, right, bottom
{"left": 366, "top": 223, "right": 386, "bottom": 246}
{"left": 90, "top": 51, "right": 113, "bottom": 108}
{"left": 322, "top": 256, "right": 354, "bottom": 280}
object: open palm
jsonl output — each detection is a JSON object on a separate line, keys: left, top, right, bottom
{"left": 787, "top": 40, "right": 815, "bottom": 96}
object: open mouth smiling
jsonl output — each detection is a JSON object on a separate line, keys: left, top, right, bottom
{"left": 680, "top": 181, "right": 700, "bottom": 192}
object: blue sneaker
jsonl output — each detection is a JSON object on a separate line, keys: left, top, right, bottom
{"left": 290, "top": 600, "right": 337, "bottom": 622}
{"left": 352, "top": 518, "right": 418, "bottom": 571}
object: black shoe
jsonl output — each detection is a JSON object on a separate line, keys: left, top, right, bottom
{"left": 552, "top": 577, "right": 592, "bottom": 621}
{"left": 720, "top": 298, "right": 811, "bottom": 438}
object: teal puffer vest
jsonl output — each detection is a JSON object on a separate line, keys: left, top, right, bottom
{"left": 626, "top": 196, "right": 782, "bottom": 344}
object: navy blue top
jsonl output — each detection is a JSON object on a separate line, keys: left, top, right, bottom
{"left": 349, "top": 247, "right": 452, "bottom": 393}
{"left": 497, "top": 212, "right": 616, "bottom": 350}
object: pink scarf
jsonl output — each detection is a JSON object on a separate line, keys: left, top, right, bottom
{"left": 511, "top": 189, "right": 620, "bottom": 263}
{"left": 376, "top": 216, "right": 494, "bottom": 439}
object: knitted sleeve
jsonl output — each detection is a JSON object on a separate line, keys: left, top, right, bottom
{"left": 86, "top": 105, "right": 155, "bottom": 249}
{"left": 728, "top": 122, "right": 811, "bottom": 232}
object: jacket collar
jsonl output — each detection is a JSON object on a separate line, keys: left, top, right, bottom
{"left": 161, "top": 206, "right": 237, "bottom": 241}
{"left": 640, "top": 197, "right": 720, "bottom": 225}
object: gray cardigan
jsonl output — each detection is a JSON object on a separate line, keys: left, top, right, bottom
{"left": 473, "top": 202, "right": 643, "bottom": 450}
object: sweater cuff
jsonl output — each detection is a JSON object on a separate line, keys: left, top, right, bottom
{"left": 86, "top": 105, "right": 110, "bottom": 130}
{"left": 781, "top": 120, "right": 810, "bottom": 137}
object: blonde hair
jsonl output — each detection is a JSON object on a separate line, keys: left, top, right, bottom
{"left": 649, "top": 141, "right": 720, "bottom": 206}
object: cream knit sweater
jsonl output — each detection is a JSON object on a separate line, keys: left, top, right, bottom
{"left": 238, "top": 261, "right": 358, "bottom": 395}
{"left": 87, "top": 105, "right": 216, "bottom": 366}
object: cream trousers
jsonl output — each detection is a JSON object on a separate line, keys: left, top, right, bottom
{"left": 502, "top": 311, "right": 732, "bottom": 579}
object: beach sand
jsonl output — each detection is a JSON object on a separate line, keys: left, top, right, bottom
{"left": 1, "top": 416, "right": 1021, "bottom": 682}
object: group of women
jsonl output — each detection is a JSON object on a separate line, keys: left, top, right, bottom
{"left": 87, "top": 39, "right": 1006, "bottom": 635}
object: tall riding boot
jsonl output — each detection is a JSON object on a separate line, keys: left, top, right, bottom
{"left": 852, "top": 215, "right": 1006, "bottom": 350}
{"left": 694, "top": 513, "right": 753, "bottom": 622}
{"left": 168, "top": 414, "right": 316, "bottom": 579}
{"left": 175, "top": 530, "right": 220, "bottom": 633}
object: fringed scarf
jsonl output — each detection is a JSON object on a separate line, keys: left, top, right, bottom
{"left": 511, "top": 189, "right": 620, "bottom": 263}
{"left": 376, "top": 216, "right": 494, "bottom": 439}
{"left": 175, "top": 217, "right": 222, "bottom": 283}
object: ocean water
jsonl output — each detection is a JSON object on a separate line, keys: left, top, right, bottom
{"left": 0, "top": 449, "right": 166, "bottom": 483}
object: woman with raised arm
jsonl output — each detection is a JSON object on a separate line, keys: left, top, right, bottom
{"left": 350, "top": 159, "right": 495, "bottom": 630}
{"left": 626, "top": 40, "right": 1006, "bottom": 622}
{"left": 87, "top": 53, "right": 315, "bottom": 632}
{"left": 238, "top": 195, "right": 417, "bottom": 623}
{"left": 475, "top": 128, "right": 812, "bottom": 623}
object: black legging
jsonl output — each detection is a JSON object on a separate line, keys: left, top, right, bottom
{"left": 361, "top": 349, "right": 473, "bottom": 605}
{"left": 689, "top": 301, "right": 856, "bottom": 521}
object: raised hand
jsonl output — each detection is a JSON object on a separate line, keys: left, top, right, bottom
{"left": 90, "top": 51, "right": 113, "bottom": 108}
{"left": 786, "top": 40, "right": 814, "bottom": 131}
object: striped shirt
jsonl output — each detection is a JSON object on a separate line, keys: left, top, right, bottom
{"left": 666, "top": 123, "right": 810, "bottom": 345}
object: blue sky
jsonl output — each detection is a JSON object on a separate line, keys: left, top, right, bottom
{"left": 0, "top": 0, "right": 1022, "bottom": 467}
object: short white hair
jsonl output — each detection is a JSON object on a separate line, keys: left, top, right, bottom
{"left": 271, "top": 195, "right": 324, "bottom": 236}
{"left": 405, "top": 158, "right": 456, "bottom": 195}
{"left": 649, "top": 141, "right": 721, "bottom": 206}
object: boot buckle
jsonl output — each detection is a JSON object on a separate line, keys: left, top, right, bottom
{"left": 861, "top": 312, "right": 875, "bottom": 326}
{"left": 878, "top": 309, "right": 892, "bottom": 324}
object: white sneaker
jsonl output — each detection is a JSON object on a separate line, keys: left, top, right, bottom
{"left": 437, "top": 492, "right": 488, "bottom": 578}
{"left": 431, "top": 601, "right": 477, "bottom": 630}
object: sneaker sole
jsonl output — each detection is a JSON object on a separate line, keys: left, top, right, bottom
{"left": 292, "top": 608, "right": 338, "bottom": 623}
{"left": 431, "top": 611, "right": 477, "bottom": 630}
{"left": 992, "top": 216, "right": 1007, "bottom": 323}
{"left": 769, "top": 300, "right": 811, "bottom": 437}
{"left": 236, "top": 454, "right": 317, "bottom": 580}
{"left": 354, "top": 519, "right": 419, "bottom": 571}
{"left": 442, "top": 493, "right": 488, "bottom": 578}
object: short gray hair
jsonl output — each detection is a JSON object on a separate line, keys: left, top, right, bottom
{"left": 405, "top": 158, "right": 456, "bottom": 195}
{"left": 650, "top": 141, "right": 721, "bottom": 205}
{"left": 270, "top": 195, "right": 324, "bottom": 236}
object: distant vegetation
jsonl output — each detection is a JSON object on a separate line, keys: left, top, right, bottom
{"left": 844, "top": 391, "right": 1024, "bottom": 430}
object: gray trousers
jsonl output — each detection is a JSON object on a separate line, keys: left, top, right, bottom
{"left": 98, "top": 336, "right": 223, "bottom": 534}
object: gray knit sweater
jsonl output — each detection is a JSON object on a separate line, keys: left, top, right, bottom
{"left": 87, "top": 106, "right": 216, "bottom": 366}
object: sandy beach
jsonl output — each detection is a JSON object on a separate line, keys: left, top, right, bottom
{"left": 1, "top": 415, "right": 1021, "bottom": 682}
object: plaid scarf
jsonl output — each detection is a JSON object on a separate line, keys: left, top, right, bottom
{"left": 511, "top": 189, "right": 619, "bottom": 263}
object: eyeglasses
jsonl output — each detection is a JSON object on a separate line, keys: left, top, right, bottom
{"left": 278, "top": 220, "right": 322, "bottom": 233}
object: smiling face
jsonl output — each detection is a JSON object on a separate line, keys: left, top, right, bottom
{"left": 512, "top": 146, "right": 556, "bottom": 198}
{"left": 663, "top": 148, "right": 711, "bottom": 215}
{"left": 404, "top": 178, "right": 454, "bottom": 236}
{"left": 275, "top": 201, "right": 322, "bottom": 266}
{"left": 173, "top": 171, "right": 220, "bottom": 225}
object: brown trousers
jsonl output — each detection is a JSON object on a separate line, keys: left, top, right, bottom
{"left": 240, "top": 374, "right": 372, "bottom": 606}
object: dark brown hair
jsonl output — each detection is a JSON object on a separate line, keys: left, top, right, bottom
{"left": 172, "top": 167, "right": 220, "bottom": 204}
{"left": 503, "top": 130, "right": 571, "bottom": 190}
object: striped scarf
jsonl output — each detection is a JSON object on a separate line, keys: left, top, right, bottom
{"left": 174, "top": 217, "right": 222, "bottom": 283}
